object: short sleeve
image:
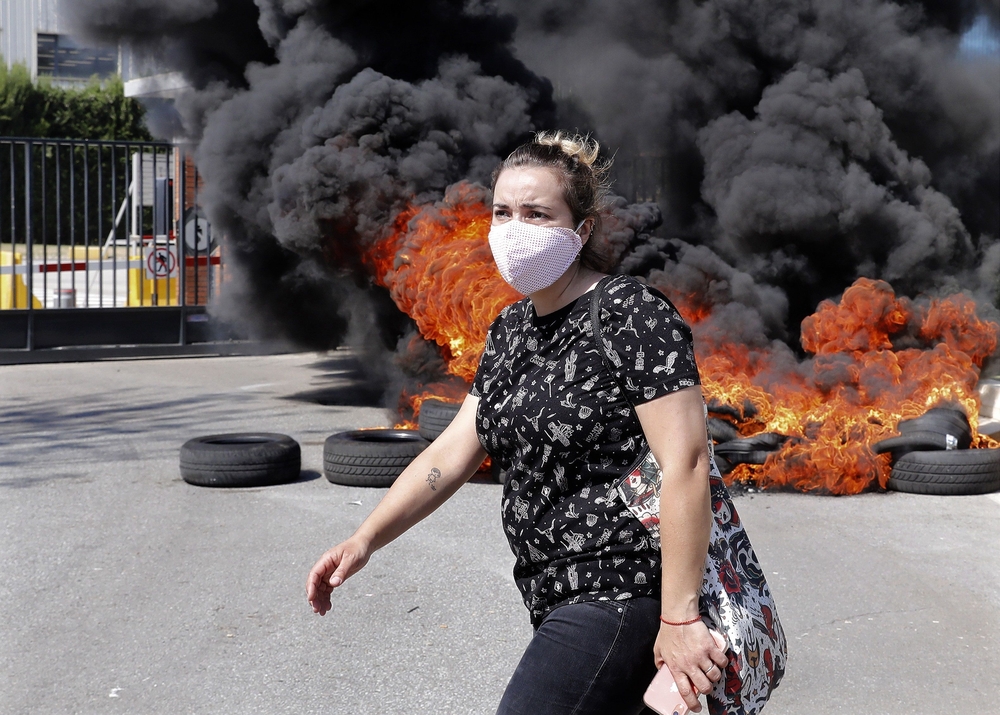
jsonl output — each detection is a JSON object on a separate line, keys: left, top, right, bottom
{"left": 596, "top": 276, "right": 700, "bottom": 405}
{"left": 471, "top": 308, "right": 510, "bottom": 398}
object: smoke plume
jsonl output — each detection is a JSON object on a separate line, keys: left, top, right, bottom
{"left": 503, "top": 0, "right": 999, "bottom": 334}
{"left": 66, "top": 0, "right": 999, "bottom": 390}
{"left": 69, "top": 0, "right": 553, "bottom": 376}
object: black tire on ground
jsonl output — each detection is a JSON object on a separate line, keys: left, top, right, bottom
{"left": 324, "top": 429, "right": 429, "bottom": 487}
{"left": 887, "top": 448, "right": 1000, "bottom": 496}
{"left": 417, "top": 399, "right": 462, "bottom": 441}
{"left": 180, "top": 433, "right": 301, "bottom": 488}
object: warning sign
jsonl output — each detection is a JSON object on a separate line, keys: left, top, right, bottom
{"left": 145, "top": 247, "right": 177, "bottom": 279}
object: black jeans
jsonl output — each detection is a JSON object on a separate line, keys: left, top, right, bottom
{"left": 496, "top": 597, "right": 660, "bottom": 715}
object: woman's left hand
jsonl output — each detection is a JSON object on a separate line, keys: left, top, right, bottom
{"left": 653, "top": 619, "right": 728, "bottom": 713}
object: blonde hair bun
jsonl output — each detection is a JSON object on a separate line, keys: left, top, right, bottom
{"left": 534, "top": 131, "right": 603, "bottom": 169}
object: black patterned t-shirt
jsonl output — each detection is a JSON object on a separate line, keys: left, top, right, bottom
{"left": 471, "top": 274, "right": 701, "bottom": 625}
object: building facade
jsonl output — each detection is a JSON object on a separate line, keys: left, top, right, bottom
{"left": 1, "top": 0, "right": 118, "bottom": 83}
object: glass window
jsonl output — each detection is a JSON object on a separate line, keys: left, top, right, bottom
{"left": 37, "top": 33, "right": 117, "bottom": 79}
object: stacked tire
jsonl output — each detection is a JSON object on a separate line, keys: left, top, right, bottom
{"left": 874, "top": 408, "right": 1000, "bottom": 495}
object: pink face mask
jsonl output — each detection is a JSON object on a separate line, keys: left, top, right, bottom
{"left": 488, "top": 219, "right": 585, "bottom": 295}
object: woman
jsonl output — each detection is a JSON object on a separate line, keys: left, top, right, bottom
{"left": 307, "top": 132, "right": 728, "bottom": 715}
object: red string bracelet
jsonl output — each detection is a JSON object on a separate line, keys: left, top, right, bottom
{"left": 660, "top": 615, "right": 702, "bottom": 626}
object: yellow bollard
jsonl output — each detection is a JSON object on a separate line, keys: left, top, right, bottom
{"left": 0, "top": 253, "right": 43, "bottom": 309}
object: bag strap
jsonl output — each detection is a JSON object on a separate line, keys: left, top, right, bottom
{"left": 591, "top": 275, "right": 717, "bottom": 463}
{"left": 588, "top": 275, "right": 619, "bottom": 380}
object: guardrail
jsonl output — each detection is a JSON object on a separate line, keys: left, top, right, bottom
{"left": 0, "top": 137, "right": 225, "bottom": 352}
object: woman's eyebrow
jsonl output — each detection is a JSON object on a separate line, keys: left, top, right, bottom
{"left": 491, "top": 200, "right": 553, "bottom": 211}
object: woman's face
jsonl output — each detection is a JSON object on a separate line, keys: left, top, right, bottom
{"left": 492, "top": 166, "right": 577, "bottom": 233}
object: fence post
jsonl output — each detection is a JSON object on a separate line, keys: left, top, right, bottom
{"left": 178, "top": 146, "right": 187, "bottom": 345}
{"left": 25, "top": 141, "right": 34, "bottom": 351}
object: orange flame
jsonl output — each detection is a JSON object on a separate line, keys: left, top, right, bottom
{"left": 369, "top": 192, "right": 999, "bottom": 495}
{"left": 683, "top": 279, "right": 998, "bottom": 494}
{"left": 370, "top": 182, "right": 520, "bottom": 385}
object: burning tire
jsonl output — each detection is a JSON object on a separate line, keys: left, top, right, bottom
{"left": 873, "top": 431, "right": 965, "bottom": 460}
{"left": 713, "top": 454, "right": 734, "bottom": 475}
{"left": 712, "top": 433, "right": 787, "bottom": 473}
{"left": 887, "top": 448, "right": 1000, "bottom": 496}
{"left": 180, "top": 433, "right": 301, "bottom": 488}
{"left": 417, "top": 399, "right": 461, "bottom": 441}
{"left": 895, "top": 408, "right": 972, "bottom": 447}
{"left": 324, "top": 429, "right": 429, "bottom": 488}
{"left": 722, "top": 450, "right": 776, "bottom": 467}
{"left": 874, "top": 407, "right": 975, "bottom": 463}
{"left": 713, "top": 433, "right": 787, "bottom": 464}
{"left": 707, "top": 417, "right": 739, "bottom": 444}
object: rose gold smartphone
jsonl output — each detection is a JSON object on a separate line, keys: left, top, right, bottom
{"left": 642, "top": 664, "right": 689, "bottom": 715}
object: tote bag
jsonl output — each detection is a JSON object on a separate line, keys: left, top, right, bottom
{"left": 590, "top": 277, "right": 787, "bottom": 715}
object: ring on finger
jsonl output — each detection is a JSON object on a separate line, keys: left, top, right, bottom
{"left": 704, "top": 663, "right": 718, "bottom": 675}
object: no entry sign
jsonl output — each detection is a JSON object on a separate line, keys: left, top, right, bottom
{"left": 145, "top": 247, "right": 178, "bottom": 279}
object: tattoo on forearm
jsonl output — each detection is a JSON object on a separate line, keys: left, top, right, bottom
{"left": 426, "top": 467, "right": 442, "bottom": 491}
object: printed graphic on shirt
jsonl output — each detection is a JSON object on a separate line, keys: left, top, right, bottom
{"left": 471, "top": 275, "right": 701, "bottom": 624}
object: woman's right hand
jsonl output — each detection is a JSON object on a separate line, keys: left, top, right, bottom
{"left": 305, "top": 395, "right": 486, "bottom": 617}
{"left": 306, "top": 537, "right": 372, "bottom": 616}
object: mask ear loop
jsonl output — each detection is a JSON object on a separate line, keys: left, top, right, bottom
{"left": 574, "top": 218, "right": 589, "bottom": 263}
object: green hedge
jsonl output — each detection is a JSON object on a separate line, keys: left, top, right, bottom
{"left": 0, "top": 60, "right": 151, "bottom": 141}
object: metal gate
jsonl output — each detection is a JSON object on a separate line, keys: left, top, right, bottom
{"left": 0, "top": 137, "right": 224, "bottom": 352}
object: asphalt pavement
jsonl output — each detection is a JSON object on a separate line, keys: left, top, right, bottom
{"left": 1, "top": 352, "right": 997, "bottom": 715}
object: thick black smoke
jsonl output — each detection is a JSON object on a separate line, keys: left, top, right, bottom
{"left": 67, "top": 0, "right": 999, "bottom": 382}
{"left": 503, "top": 0, "right": 1000, "bottom": 337}
{"left": 69, "top": 0, "right": 554, "bottom": 384}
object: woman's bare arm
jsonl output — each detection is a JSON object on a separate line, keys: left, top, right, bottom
{"left": 306, "top": 393, "right": 487, "bottom": 615}
{"left": 634, "top": 386, "right": 727, "bottom": 712}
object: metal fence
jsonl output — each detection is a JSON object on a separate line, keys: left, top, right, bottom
{"left": 0, "top": 137, "right": 223, "bottom": 351}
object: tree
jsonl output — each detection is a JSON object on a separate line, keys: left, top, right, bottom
{"left": 0, "top": 59, "right": 151, "bottom": 140}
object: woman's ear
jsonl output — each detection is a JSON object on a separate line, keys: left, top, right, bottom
{"left": 578, "top": 217, "right": 593, "bottom": 244}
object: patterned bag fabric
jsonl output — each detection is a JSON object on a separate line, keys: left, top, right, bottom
{"left": 590, "top": 277, "right": 787, "bottom": 715}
